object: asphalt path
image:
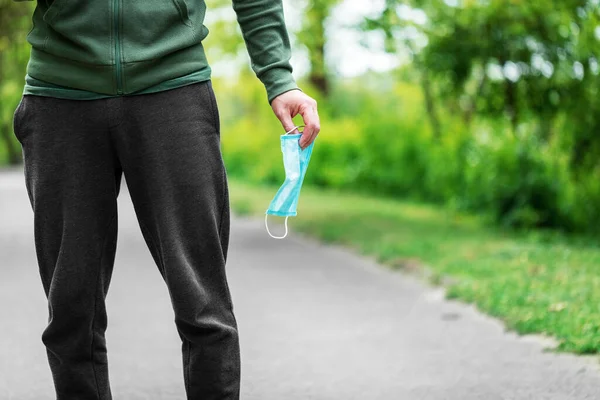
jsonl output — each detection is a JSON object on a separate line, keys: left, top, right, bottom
{"left": 1, "top": 168, "right": 600, "bottom": 400}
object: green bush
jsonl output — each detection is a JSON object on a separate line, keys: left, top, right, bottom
{"left": 460, "top": 122, "right": 574, "bottom": 229}
{"left": 216, "top": 74, "right": 599, "bottom": 233}
{"left": 570, "top": 170, "right": 600, "bottom": 234}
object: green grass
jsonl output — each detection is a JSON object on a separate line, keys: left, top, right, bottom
{"left": 229, "top": 179, "right": 600, "bottom": 355}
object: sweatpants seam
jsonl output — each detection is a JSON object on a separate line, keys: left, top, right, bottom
{"left": 217, "top": 167, "right": 226, "bottom": 240}
{"left": 217, "top": 165, "right": 235, "bottom": 314}
{"left": 91, "top": 211, "right": 117, "bottom": 400}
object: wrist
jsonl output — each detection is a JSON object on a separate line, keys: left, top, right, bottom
{"left": 261, "top": 68, "right": 300, "bottom": 104}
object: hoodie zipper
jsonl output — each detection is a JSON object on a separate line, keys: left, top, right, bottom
{"left": 113, "top": 0, "right": 123, "bottom": 94}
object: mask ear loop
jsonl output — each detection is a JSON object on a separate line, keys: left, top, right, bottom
{"left": 285, "top": 125, "right": 305, "bottom": 135}
{"left": 265, "top": 214, "right": 289, "bottom": 239}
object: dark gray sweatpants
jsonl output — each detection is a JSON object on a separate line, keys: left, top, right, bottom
{"left": 12, "top": 81, "right": 240, "bottom": 400}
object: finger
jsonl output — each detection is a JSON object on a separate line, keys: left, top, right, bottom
{"left": 299, "top": 106, "right": 320, "bottom": 148}
{"left": 275, "top": 107, "right": 298, "bottom": 135}
{"left": 308, "top": 108, "right": 321, "bottom": 144}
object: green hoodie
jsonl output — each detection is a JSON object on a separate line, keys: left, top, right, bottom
{"left": 14, "top": 0, "right": 298, "bottom": 103}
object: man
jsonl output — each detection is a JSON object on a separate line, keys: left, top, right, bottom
{"left": 11, "top": 0, "right": 320, "bottom": 399}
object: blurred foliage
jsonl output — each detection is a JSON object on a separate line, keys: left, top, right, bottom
{"left": 0, "top": 0, "right": 31, "bottom": 165}
{"left": 3, "top": 0, "right": 600, "bottom": 234}
{"left": 366, "top": 0, "right": 600, "bottom": 168}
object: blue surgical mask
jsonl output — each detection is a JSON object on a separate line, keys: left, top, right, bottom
{"left": 265, "top": 126, "right": 315, "bottom": 239}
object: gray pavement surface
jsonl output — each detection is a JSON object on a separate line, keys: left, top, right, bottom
{"left": 1, "top": 168, "right": 600, "bottom": 400}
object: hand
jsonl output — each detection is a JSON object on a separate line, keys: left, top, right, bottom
{"left": 271, "top": 89, "right": 320, "bottom": 149}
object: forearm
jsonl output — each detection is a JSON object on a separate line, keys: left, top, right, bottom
{"left": 233, "top": 0, "right": 299, "bottom": 103}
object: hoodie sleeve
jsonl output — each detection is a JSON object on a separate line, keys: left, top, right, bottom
{"left": 232, "top": 0, "right": 300, "bottom": 103}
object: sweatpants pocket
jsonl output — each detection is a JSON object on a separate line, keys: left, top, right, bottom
{"left": 205, "top": 81, "right": 221, "bottom": 135}
{"left": 12, "top": 97, "right": 26, "bottom": 144}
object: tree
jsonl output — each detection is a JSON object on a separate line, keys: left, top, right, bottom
{"left": 363, "top": 0, "right": 442, "bottom": 137}
{"left": 365, "top": 1, "right": 600, "bottom": 150}
{"left": 296, "top": 0, "right": 342, "bottom": 96}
